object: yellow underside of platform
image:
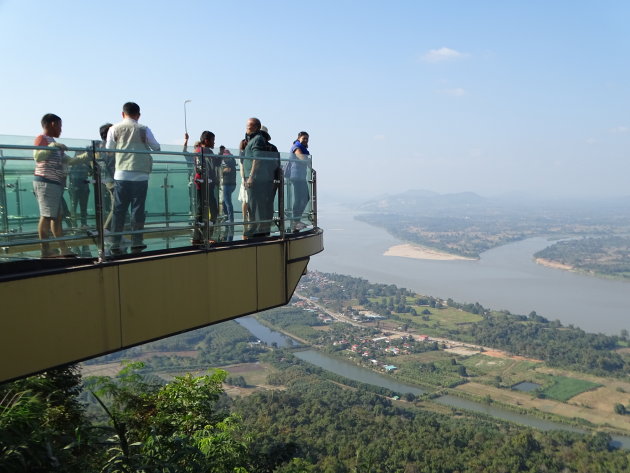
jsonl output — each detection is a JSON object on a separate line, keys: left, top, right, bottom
{"left": 0, "top": 231, "right": 323, "bottom": 382}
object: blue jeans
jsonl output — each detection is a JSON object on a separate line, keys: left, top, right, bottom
{"left": 291, "top": 179, "right": 309, "bottom": 225}
{"left": 222, "top": 184, "right": 236, "bottom": 240}
{"left": 111, "top": 180, "right": 148, "bottom": 248}
{"left": 222, "top": 184, "right": 236, "bottom": 222}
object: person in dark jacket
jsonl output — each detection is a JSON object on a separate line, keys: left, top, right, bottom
{"left": 243, "top": 118, "right": 277, "bottom": 238}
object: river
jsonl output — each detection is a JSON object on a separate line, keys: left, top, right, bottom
{"left": 310, "top": 204, "right": 629, "bottom": 335}
{"left": 236, "top": 316, "right": 630, "bottom": 449}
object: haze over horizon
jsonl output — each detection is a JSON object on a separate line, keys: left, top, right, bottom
{"left": 329, "top": 188, "right": 630, "bottom": 209}
{"left": 1, "top": 1, "right": 629, "bottom": 199}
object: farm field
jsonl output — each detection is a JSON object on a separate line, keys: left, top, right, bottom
{"left": 462, "top": 355, "right": 552, "bottom": 388}
{"left": 541, "top": 376, "right": 601, "bottom": 402}
{"left": 386, "top": 303, "right": 484, "bottom": 333}
{"left": 456, "top": 382, "right": 630, "bottom": 432}
{"left": 82, "top": 357, "right": 279, "bottom": 398}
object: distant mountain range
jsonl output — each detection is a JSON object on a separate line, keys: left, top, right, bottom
{"left": 358, "top": 189, "right": 630, "bottom": 217}
{"left": 359, "top": 190, "right": 490, "bottom": 215}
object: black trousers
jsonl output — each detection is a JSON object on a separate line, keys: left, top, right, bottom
{"left": 245, "top": 179, "right": 275, "bottom": 237}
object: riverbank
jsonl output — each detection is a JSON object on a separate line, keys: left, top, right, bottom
{"left": 252, "top": 318, "right": 311, "bottom": 346}
{"left": 535, "top": 257, "right": 576, "bottom": 272}
{"left": 535, "top": 257, "right": 630, "bottom": 282}
{"left": 384, "top": 243, "right": 476, "bottom": 261}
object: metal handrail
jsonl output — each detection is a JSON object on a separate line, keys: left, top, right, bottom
{"left": 0, "top": 141, "right": 316, "bottom": 262}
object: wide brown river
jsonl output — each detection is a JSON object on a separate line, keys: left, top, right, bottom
{"left": 311, "top": 204, "right": 629, "bottom": 336}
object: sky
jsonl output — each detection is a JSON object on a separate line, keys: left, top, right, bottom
{"left": 1, "top": 0, "right": 629, "bottom": 200}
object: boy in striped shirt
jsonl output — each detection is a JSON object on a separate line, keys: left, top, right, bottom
{"left": 33, "top": 113, "right": 88, "bottom": 257}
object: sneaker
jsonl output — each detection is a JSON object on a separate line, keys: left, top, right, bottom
{"left": 130, "top": 244, "right": 147, "bottom": 254}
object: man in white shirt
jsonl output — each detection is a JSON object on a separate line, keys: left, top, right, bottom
{"left": 106, "top": 102, "right": 160, "bottom": 254}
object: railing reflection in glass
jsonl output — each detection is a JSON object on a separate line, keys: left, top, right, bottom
{"left": 0, "top": 135, "right": 316, "bottom": 262}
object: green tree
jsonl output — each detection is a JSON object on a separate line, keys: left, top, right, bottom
{"left": 403, "top": 392, "right": 416, "bottom": 402}
{"left": 89, "top": 363, "right": 250, "bottom": 473}
{"left": 0, "top": 365, "right": 93, "bottom": 473}
{"left": 274, "top": 458, "right": 316, "bottom": 472}
{"left": 226, "top": 376, "right": 248, "bottom": 387}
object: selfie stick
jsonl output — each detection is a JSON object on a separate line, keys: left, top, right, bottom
{"left": 184, "top": 100, "right": 192, "bottom": 134}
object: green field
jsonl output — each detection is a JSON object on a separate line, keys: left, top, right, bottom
{"left": 459, "top": 356, "right": 603, "bottom": 400}
{"left": 393, "top": 355, "right": 467, "bottom": 388}
{"left": 408, "top": 351, "right": 454, "bottom": 364}
{"left": 541, "top": 376, "right": 601, "bottom": 402}
{"left": 389, "top": 303, "right": 484, "bottom": 332}
{"left": 462, "top": 354, "right": 540, "bottom": 384}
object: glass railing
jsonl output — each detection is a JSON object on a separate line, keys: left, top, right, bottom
{"left": 0, "top": 134, "right": 316, "bottom": 263}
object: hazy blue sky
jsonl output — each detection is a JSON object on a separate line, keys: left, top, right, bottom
{"left": 1, "top": 1, "right": 629, "bottom": 199}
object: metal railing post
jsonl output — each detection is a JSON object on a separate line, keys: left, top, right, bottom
{"left": 277, "top": 166, "right": 285, "bottom": 239}
{"left": 91, "top": 141, "right": 106, "bottom": 262}
{"left": 201, "top": 148, "right": 210, "bottom": 247}
{"left": 311, "top": 168, "right": 317, "bottom": 228}
{"left": 162, "top": 175, "right": 171, "bottom": 229}
{"left": 0, "top": 153, "right": 8, "bottom": 235}
{"left": 161, "top": 171, "right": 173, "bottom": 248}
{"left": 14, "top": 177, "right": 25, "bottom": 233}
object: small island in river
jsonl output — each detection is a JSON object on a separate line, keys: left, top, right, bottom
{"left": 384, "top": 243, "right": 476, "bottom": 261}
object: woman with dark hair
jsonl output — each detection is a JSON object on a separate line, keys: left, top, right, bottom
{"left": 184, "top": 130, "right": 218, "bottom": 244}
{"left": 219, "top": 145, "right": 236, "bottom": 241}
{"left": 286, "top": 131, "right": 310, "bottom": 231}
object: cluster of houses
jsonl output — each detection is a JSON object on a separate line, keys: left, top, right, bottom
{"left": 330, "top": 334, "right": 437, "bottom": 373}
{"left": 290, "top": 298, "right": 334, "bottom": 323}
{"left": 354, "top": 310, "right": 385, "bottom": 321}
{"left": 296, "top": 272, "right": 337, "bottom": 294}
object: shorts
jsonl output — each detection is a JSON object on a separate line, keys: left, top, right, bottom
{"left": 238, "top": 182, "right": 249, "bottom": 203}
{"left": 33, "top": 180, "right": 64, "bottom": 218}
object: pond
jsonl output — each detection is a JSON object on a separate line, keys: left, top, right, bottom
{"left": 512, "top": 381, "right": 542, "bottom": 392}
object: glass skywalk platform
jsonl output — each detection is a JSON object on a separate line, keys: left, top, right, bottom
{"left": 0, "top": 135, "right": 323, "bottom": 382}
